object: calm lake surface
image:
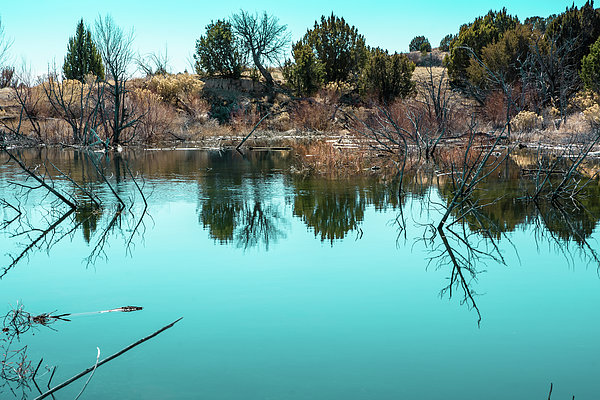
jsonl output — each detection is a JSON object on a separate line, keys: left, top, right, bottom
{"left": 1, "top": 148, "right": 599, "bottom": 399}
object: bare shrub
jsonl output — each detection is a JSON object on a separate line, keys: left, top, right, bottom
{"left": 481, "top": 90, "right": 508, "bottom": 128}
{"left": 265, "top": 111, "right": 292, "bottom": 131}
{"left": 583, "top": 103, "right": 600, "bottom": 126}
{"left": 130, "top": 88, "right": 176, "bottom": 142}
{"left": 38, "top": 118, "right": 71, "bottom": 143}
{"left": 229, "top": 102, "right": 261, "bottom": 133}
{"left": 290, "top": 100, "right": 335, "bottom": 132}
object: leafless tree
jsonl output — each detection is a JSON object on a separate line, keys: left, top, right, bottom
{"left": 94, "top": 15, "right": 141, "bottom": 145}
{"left": 137, "top": 46, "right": 170, "bottom": 76}
{"left": 231, "top": 10, "right": 290, "bottom": 89}
{"left": 0, "top": 67, "right": 44, "bottom": 141}
{"left": 0, "top": 17, "right": 12, "bottom": 68}
{"left": 42, "top": 70, "right": 105, "bottom": 145}
{"left": 523, "top": 35, "right": 581, "bottom": 124}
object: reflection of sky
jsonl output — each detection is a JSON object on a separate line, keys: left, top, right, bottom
{"left": 1, "top": 0, "right": 583, "bottom": 76}
{"left": 1, "top": 171, "right": 599, "bottom": 399}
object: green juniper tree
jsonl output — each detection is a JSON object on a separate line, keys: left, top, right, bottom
{"left": 409, "top": 36, "right": 431, "bottom": 52}
{"left": 439, "top": 34, "right": 454, "bottom": 52}
{"left": 283, "top": 41, "right": 325, "bottom": 96}
{"left": 194, "top": 19, "right": 244, "bottom": 78}
{"left": 581, "top": 36, "right": 600, "bottom": 95}
{"left": 445, "top": 8, "right": 519, "bottom": 91}
{"left": 63, "top": 19, "right": 105, "bottom": 81}
{"left": 303, "top": 14, "right": 367, "bottom": 84}
{"left": 360, "top": 47, "right": 415, "bottom": 103}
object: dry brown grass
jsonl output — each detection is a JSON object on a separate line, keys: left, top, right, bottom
{"left": 291, "top": 138, "right": 401, "bottom": 177}
{"left": 412, "top": 66, "right": 447, "bottom": 85}
{"left": 289, "top": 100, "right": 337, "bottom": 132}
{"left": 129, "top": 89, "right": 178, "bottom": 143}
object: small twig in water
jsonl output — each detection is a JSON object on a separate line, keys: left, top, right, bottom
{"left": 73, "top": 347, "right": 100, "bottom": 400}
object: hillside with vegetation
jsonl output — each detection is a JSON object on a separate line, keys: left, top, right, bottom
{"left": 1, "top": 3, "right": 600, "bottom": 165}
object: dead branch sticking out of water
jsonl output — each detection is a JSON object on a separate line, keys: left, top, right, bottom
{"left": 33, "top": 317, "right": 182, "bottom": 400}
{"left": 437, "top": 127, "right": 511, "bottom": 230}
{"left": 1, "top": 147, "right": 77, "bottom": 209}
{"left": 529, "top": 129, "right": 600, "bottom": 201}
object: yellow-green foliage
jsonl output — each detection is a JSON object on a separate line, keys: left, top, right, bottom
{"left": 41, "top": 78, "right": 97, "bottom": 118}
{"left": 511, "top": 110, "right": 543, "bottom": 132}
{"left": 467, "top": 24, "right": 533, "bottom": 89}
{"left": 446, "top": 8, "right": 519, "bottom": 85}
{"left": 571, "top": 90, "right": 600, "bottom": 112}
{"left": 147, "top": 74, "right": 204, "bottom": 105}
{"left": 570, "top": 90, "right": 600, "bottom": 125}
{"left": 583, "top": 103, "right": 600, "bottom": 125}
{"left": 323, "top": 81, "right": 353, "bottom": 94}
{"left": 132, "top": 88, "right": 162, "bottom": 106}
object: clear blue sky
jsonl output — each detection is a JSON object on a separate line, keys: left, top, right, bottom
{"left": 0, "top": 0, "right": 587, "bottom": 76}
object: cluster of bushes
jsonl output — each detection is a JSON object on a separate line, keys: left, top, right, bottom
{"left": 194, "top": 13, "right": 416, "bottom": 104}
{"left": 443, "top": 1, "right": 600, "bottom": 127}
{"left": 282, "top": 14, "right": 415, "bottom": 102}
{"left": 6, "top": 3, "right": 600, "bottom": 144}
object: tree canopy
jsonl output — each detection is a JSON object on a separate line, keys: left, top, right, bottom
{"left": 63, "top": 19, "right": 105, "bottom": 81}
{"left": 283, "top": 41, "right": 325, "bottom": 96}
{"left": 445, "top": 8, "right": 519, "bottom": 88}
{"left": 302, "top": 14, "right": 367, "bottom": 84}
{"left": 439, "top": 34, "right": 454, "bottom": 52}
{"left": 360, "top": 47, "right": 415, "bottom": 103}
{"left": 545, "top": 0, "right": 600, "bottom": 72}
{"left": 194, "top": 19, "right": 244, "bottom": 78}
{"left": 409, "top": 36, "right": 431, "bottom": 52}
{"left": 581, "top": 36, "right": 600, "bottom": 94}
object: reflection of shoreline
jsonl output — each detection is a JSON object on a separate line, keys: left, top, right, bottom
{"left": 3, "top": 148, "right": 597, "bottom": 251}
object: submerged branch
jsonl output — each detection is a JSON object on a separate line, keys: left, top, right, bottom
{"left": 33, "top": 317, "right": 182, "bottom": 400}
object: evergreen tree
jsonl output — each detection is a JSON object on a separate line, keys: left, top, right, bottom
{"left": 63, "top": 19, "right": 105, "bottom": 81}
{"left": 545, "top": 0, "right": 600, "bottom": 73}
{"left": 409, "top": 36, "right": 430, "bottom": 52}
{"left": 194, "top": 20, "right": 244, "bottom": 78}
{"left": 303, "top": 14, "right": 367, "bottom": 84}
{"left": 360, "top": 47, "right": 415, "bottom": 103}
{"left": 439, "top": 34, "right": 454, "bottom": 52}
{"left": 283, "top": 40, "right": 325, "bottom": 96}
{"left": 445, "top": 8, "right": 519, "bottom": 89}
{"left": 581, "top": 36, "right": 600, "bottom": 94}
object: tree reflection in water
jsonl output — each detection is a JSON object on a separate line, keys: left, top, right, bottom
{"left": 292, "top": 178, "right": 366, "bottom": 244}
{"left": 0, "top": 149, "right": 149, "bottom": 279}
{"left": 197, "top": 158, "right": 286, "bottom": 250}
{"left": 425, "top": 164, "right": 600, "bottom": 325}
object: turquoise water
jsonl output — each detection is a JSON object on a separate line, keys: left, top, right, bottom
{"left": 1, "top": 149, "right": 599, "bottom": 399}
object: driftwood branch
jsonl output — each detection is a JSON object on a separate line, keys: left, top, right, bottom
{"left": 33, "top": 317, "right": 182, "bottom": 400}
{"left": 236, "top": 111, "right": 271, "bottom": 151}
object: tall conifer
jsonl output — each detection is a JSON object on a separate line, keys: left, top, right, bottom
{"left": 63, "top": 19, "right": 105, "bottom": 81}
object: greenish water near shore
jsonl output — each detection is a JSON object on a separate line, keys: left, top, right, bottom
{"left": 1, "top": 148, "right": 599, "bottom": 399}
